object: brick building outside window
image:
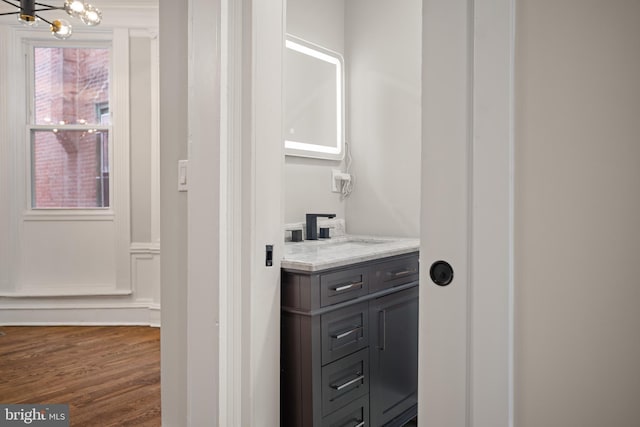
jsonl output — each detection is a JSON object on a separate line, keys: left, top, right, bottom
{"left": 30, "top": 45, "right": 111, "bottom": 209}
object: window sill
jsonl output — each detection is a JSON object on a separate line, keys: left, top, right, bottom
{"left": 23, "top": 210, "right": 115, "bottom": 222}
{"left": 0, "top": 288, "right": 132, "bottom": 298}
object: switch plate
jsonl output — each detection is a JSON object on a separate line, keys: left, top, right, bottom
{"left": 178, "top": 160, "right": 188, "bottom": 191}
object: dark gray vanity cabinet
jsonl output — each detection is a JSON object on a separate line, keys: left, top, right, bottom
{"left": 281, "top": 252, "right": 419, "bottom": 427}
{"left": 369, "top": 287, "right": 419, "bottom": 426}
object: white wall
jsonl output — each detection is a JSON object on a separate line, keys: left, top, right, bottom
{"left": 344, "top": 0, "right": 421, "bottom": 238}
{"left": 130, "top": 36, "right": 154, "bottom": 243}
{"left": 516, "top": 1, "right": 640, "bottom": 426}
{"left": 0, "top": 8, "right": 160, "bottom": 325}
{"left": 0, "top": 27, "right": 9, "bottom": 295}
{"left": 158, "top": 0, "right": 188, "bottom": 424}
{"left": 285, "top": 0, "right": 421, "bottom": 237}
{"left": 284, "top": 0, "right": 346, "bottom": 224}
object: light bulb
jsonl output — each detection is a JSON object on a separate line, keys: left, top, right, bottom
{"left": 80, "top": 4, "right": 102, "bottom": 26}
{"left": 51, "top": 19, "right": 73, "bottom": 40}
{"left": 17, "top": 14, "right": 39, "bottom": 27}
{"left": 64, "top": 0, "right": 86, "bottom": 18}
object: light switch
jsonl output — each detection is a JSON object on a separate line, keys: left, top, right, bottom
{"left": 178, "top": 160, "right": 188, "bottom": 191}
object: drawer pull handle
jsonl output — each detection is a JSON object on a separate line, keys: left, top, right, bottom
{"left": 389, "top": 269, "right": 417, "bottom": 277}
{"left": 332, "top": 281, "right": 363, "bottom": 292}
{"left": 332, "top": 326, "right": 362, "bottom": 340}
{"left": 353, "top": 422, "right": 365, "bottom": 427}
{"left": 331, "top": 374, "right": 364, "bottom": 391}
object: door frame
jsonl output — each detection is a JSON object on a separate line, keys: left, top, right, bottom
{"left": 184, "top": 0, "right": 515, "bottom": 425}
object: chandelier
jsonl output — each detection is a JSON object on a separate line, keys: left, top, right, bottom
{"left": 0, "top": 0, "right": 102, "bottom": 39}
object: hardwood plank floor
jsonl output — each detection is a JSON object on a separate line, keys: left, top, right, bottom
{"left": 0, "top": 326, "right": 160, "bottom": 426}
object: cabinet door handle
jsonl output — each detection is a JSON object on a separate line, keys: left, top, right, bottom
{"left": 353, "top": 421, "right": 365, "bottom": 427}
{"left": 331, "top": 326, "right": 362, "bottom": 340}
{"left": 330, "top": 374, "right": 364, "bottom": 391}
{"left": 379, "top": 310, "right": 387, "bottom": 351}
{"left": 332, "top": 281, "right": 363, "bottom": 292}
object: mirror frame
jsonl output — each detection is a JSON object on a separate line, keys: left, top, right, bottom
{"left": 284, "top": 34, "right": 345, "bottom": 161}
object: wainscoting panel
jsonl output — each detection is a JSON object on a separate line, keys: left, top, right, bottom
{"left": 0, "top": 244, "right": 160, "bottom": 326}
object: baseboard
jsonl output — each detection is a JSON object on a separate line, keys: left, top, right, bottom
{"left": 148, "top": 303, "right": 161, "bottom": 327}
{"left": 0, "top": 303, "right": 161, "bottom": 326}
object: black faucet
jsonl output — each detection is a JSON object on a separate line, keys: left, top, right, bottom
{"left": 305, "top": 213, "right": 336, "bottom": 240}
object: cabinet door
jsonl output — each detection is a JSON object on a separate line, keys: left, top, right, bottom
{"left": 369, "top": 286, "right": 419, "bottom": 426}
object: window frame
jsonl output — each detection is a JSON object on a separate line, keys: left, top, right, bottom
{"left": 24, "top": 38, "right": 114, "bottom": 214}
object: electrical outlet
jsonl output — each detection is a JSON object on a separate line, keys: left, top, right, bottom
{"left": 331, "top": 169, "right": 351, "bottom": 193}
{"left": 331, "top": 169, "right": 341, "bottom": 192}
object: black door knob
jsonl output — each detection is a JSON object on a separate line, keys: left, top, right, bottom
{"left": 430, "top": 260, "right": 454, "bottom": 286}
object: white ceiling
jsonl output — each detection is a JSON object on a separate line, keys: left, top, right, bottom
{"left": 0, "top": 0, "right": 158, "bottom": 26}
{"left": 1, "top": 0, "right": 158, "bottom": 12}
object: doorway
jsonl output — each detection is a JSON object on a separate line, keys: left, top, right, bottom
{"left": 169, "top": 0, "right": 515, "bottom": 425}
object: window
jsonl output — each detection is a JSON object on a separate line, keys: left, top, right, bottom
{"left": 29, "top": 45, "right": 111, "bottom": 209}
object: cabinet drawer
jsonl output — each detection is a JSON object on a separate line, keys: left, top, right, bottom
{"left": 321, "top": 302, "right": 369, "bottom": 366}
{"left": 320, "top": 268, "right": 369, "bottom": 307}
{"left": 370, "top": 254, "right": 419, "bottom": 293}
{"left": 322, "top": 395, "right": 369, "bottom": 427}
{"left": 321, "top": 349, "right": 369, "bottom": 416}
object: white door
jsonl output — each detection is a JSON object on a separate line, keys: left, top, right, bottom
{"left": 420, "top": 0, "right": 471, "bottom": 423}
{"left": 420, "top": 0, "right": 514, "bottom": 426}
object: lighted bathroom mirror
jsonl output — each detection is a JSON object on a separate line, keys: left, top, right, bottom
{"left": 284, "top": 35, "right": 345, "bottom": 160}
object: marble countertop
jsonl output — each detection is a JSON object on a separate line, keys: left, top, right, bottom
{"left": 281, "top": 234, "right": 420, "bottom": 272}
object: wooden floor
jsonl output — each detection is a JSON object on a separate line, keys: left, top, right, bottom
{"left": 0, "top": 326, "right": 160, "bottom": 426}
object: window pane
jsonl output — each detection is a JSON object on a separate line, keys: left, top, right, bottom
{"left": 31, "top": 129, "right": 110, "bottom": 208}
{"left": 34, "top": 47, "right": 110, "bottom": 126}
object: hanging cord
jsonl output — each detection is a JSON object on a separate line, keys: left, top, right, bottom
{"left": 340, "top": 141, "right": 354, "bottom": 200}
